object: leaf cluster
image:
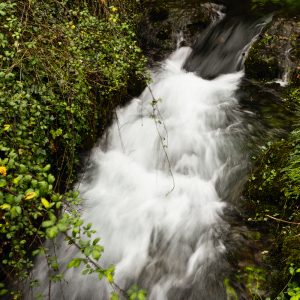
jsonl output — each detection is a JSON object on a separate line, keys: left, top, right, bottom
{"left": 0, "top": 0, "right": 146, "bottom": 297}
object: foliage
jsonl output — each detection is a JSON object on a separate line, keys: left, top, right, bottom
{"left": 244, "top": 85, "right": 300, "bottom": 298}
{"left": 251, "top": 0, "right": 300, "bottom": 12}
{"left": 245, "top": 32, "right": 280, "bottom": 81}
{"left": 224, "top": 278, "right": 239, "bottom": 300}
{"left": 0, "top": 0, "right": 146, "bottom": 297}
{"left": 270, "top": 264, "right": 300, "bottom": 300}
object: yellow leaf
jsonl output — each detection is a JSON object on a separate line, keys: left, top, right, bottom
{"left": 0, "top": 203, "right": 11, "bottom": 210}
{"left": 4, "top": 124, "right": 11, "bottom": 131}
{"left": 13, "top": 176, "right": 21, "bottom": 185}
{"left": 41, "top": 198, "right": 50, "bottom": 209}
{"left": 25, "top": 191, "right": 37, "bottom": 200}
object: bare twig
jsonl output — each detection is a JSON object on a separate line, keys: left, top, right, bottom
{"left": 266, "top": 214, "right": 300, "bottom": 226}
{"left": 115, "top": 110, "right": 125, "bottom": 153}
{"left": 0, "top": 187, "right": 18, "bottom": 196}
{"left": 147, "top": 84, "right": 175, "bottom": 196}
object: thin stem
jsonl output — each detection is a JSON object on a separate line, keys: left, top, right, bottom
{"left": 147, "top": 84, "right": 175, "bottom": 196}
{"left": 266, "top": 214, "right": 300, "bottom": 226}
{"left": 64, "top": 233, "right": 127, "bottom": 299}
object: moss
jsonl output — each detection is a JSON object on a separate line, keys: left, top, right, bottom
{"left": 245, "top": 31, "right": 281, "bottom": 80}
{"left": 245, "top": 42, "right": 280, "bottom": 81}
{"left": 245, "top": 18, "right": 300, "bottom": 83}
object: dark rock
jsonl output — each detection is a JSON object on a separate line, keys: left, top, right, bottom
{"left": 137, "top": 0, "right": 223, "bottom": 65}
{"left": 149, "top": 6, "right": 169, "bottom": 22}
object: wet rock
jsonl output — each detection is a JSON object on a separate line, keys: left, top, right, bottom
{"left": 137, "top": 0, "right": 224, "bottom": 64}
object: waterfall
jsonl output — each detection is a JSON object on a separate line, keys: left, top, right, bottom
{"left": 29, "top": 16, "right": 267, "bottom": 300}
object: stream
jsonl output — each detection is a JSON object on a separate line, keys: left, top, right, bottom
{"left": 29, "top": 4, "right": 281, "bottom": 300}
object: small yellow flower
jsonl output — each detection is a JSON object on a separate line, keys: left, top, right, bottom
{"left": 111, "top": 6, "right": 118, "bottom": 12}
{"left": 0, "top": 166, "right": 7, "bottom": 176}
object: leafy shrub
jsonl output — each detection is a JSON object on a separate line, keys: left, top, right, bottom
{"left": 0, "top": 0, "right": 146, "bottom": 297}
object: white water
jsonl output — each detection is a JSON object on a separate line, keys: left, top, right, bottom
{"left": 30, "top": 46, "right": 250, "bottom": 300}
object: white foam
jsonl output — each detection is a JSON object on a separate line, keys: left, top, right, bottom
{"left": 30, "top": 46, "right": 246, "bottom": 300}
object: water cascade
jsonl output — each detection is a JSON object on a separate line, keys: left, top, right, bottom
{"left": 30, "top": 15, "right": 268, "bottom": 300}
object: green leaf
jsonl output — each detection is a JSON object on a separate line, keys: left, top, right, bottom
{"left": 38, "top": 181, "right": 48, "bottom": 192}
{"left": 0, "top": 179, "right": 7, "bottom": 188}
{"left": 32, "top": 249, "right": 41, "bottom": 256}
{"left": 0, "top": 289, "right": 8, "bottom": 296}
{"left": 110, "top": 292, "right": 120, "bottom": 300}
{"left": 57, "top": 223, "right": 68, "bottom": 232}
{"left": 14, "top": 205, "right": 22, "bottom": 215}
{"left": 13, "top": 175, "right": 22, "bottom": 185}
{"left": 42, "top": 220, "right": 55, "bottom": 228}
{"left": 104, "top": 267, "right": 115, "bottom": 283}
{"left": 43, "top": 164, "right": 51, "bottom": 171}
{"left": 67, "top": 258, "right": 82, "bottom": 268}
{"left": 46, "top": 226, "right": 58, "bottom": 239}
{"left": 48, "top": 174, "right": 55, "bottom": 184}
{"left": 93, "top": 238, "right": 100, "bottom": 245}
{"left": 92, "top": 250, "right": 101, "bottom": 261}
{"left": 49, "top": 213, "right": 57, "bottom": 222}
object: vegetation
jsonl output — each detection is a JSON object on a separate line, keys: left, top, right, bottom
{"left": 243, "top": 14, "right": 300, "bottom": 298}
{"left": 0, "top": 0, "right": 299, "bottom": 299}
{"left": 245, "top": 32, "right": 281, "bottom": 81}
{"left": 0, "top": 0, "right": 146, "bottom": 298}
{"left": 251, "top": 0, "right": 300, "bottom": 12}
{"left": 244, "top": 88, "right": 300, "bottom": 299}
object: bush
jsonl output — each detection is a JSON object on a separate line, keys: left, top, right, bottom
{"left": 0, "top": 0, "right": 146, "bottom": 297}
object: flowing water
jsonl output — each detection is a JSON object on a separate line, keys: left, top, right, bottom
{"left": 29, "top": 14, "right": 270, "bottom": 300}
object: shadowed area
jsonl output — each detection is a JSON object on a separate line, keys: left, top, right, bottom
{"left": 183, "top": 16, "right": 267, "bottom": 79}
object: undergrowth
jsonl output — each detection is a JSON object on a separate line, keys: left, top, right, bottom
{"left": 244, "top": 86, "right": 300, "bottom": 299}
{"left": 0, "top": 0, "right": 146, "bottom": 298}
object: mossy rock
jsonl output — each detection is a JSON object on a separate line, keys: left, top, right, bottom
{"left": 138, "top": 0, "right": 222, "bottom": 63}
{"left": 245, "top": 47, "right": 280, "bottom": 80}
{"left": 245, "top": 17, "right": 300, "bottom": 83}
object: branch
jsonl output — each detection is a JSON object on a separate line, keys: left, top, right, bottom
{"left": 0, "top": 187, "right": 18, "bottom": 196}
{"left": 266, "top": 214, "right": 300, "bottom": 226}
{"left": 64, "top": 233, "right": 127, "bottom": 299}
{"left": 147, "top": 84, "right": 175, "bottom": 196}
